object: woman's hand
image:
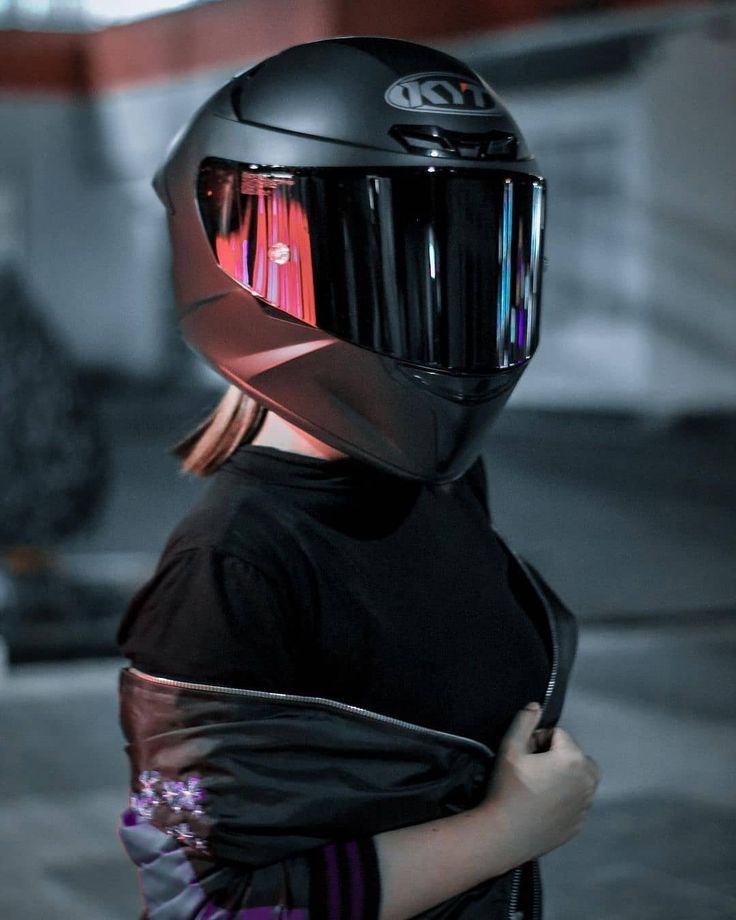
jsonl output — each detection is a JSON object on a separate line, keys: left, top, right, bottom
{"left": 476, "top": 702, "right": 601, "bottom": 866}
{"left": 373, "top": 702, "right": 599, "bottom": 920}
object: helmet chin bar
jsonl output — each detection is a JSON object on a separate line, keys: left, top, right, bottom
{"left": 182, "top": 289, "right": 526, "bottom": 483}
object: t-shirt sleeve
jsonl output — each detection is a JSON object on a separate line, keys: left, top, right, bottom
{"left": 117, "top": 546, "right": 305, "bottom": 691}
{"left": 117, "top": 546, "right": 383, "bottom": 920}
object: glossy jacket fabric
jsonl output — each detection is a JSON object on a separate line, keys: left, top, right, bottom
{"left": 117, "top": 535, "right": 578, "bottom": 920}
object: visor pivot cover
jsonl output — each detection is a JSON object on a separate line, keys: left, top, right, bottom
{"left": 267, "top": 242, "right": 291, "bottom": 265}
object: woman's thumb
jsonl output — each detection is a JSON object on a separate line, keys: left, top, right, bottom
{"left": 501, "top": 702, "right": 542, "bottom": 756}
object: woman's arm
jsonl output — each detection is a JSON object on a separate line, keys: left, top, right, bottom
{"left": 374, "top": 703, "right": 601, "bottom": 920}
{"left": 374, "top": 802, "right": 517, "bottom": 920}
{"left": 120, "top": 702, "right": 597, "bottom": 920}
{"left": 119, "top": 549, "right": 384, "bottom": 919}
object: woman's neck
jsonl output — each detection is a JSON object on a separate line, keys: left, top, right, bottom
{"left": 250, "top": 410, "right": 348, "bottom": 461}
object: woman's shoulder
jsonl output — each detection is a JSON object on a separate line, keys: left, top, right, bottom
{"left": 117, "top": 481, "right": 315, "bottom": 689}
{"left": 162, "top": 473, "right": 310, "bottom": 575}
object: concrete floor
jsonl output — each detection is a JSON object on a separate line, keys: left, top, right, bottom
{"left": 1, "top": 386, "right": 735, "bottom": 918}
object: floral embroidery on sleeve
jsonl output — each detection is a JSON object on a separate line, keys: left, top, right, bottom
{"left": 130, "top": 771, "right": 209, "bottom": 853}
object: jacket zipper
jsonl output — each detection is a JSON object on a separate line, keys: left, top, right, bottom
{"left": 503, "top": 547, "right": 559, "bottom": 920}
{"left": 538, "top": 574, "right": 559, "bottom": 717}
{"left": 508, "top": 866, "right": 523, "bottom": 920}
{"left": 127, "top": 667, "right": 494, "bottom": 758}
{"left": 532, "top": 859, "right": 541, "bottom": 920}
{"left": 494, "top": 532, "right": 560, "bottom": 719}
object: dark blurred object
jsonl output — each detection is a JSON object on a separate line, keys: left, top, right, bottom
{"left": 0, "top": 266, "right": 108, "bottom": 545}
{"left": 0, "top": 265, "right": 116, "bottom": 660}
{"left": 0, "top": 548, "right": 130, "bottom": 663}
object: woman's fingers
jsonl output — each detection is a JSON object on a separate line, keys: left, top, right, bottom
{"left": 548, "top": 729, "right": 601, "bottom": 791}
{"left": 585, "top": 754, "right": 602, "bottom": 785}
{"left": 500, "top": 702, "right": 543, "bottom": 757}
{"left": 548, "top": 726, "right": 579, "bottom": 752}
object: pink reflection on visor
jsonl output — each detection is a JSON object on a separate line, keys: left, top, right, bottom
{"left": 213, "top": 173, "right": 316, "bottom": 326}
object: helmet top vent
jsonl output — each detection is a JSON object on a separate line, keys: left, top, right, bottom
{"left": 390, "top": 125, "right": 518, "bottom": 161}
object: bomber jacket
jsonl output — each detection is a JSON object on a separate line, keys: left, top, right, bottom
{"left": 117, "top": 536, "right": 578, "bottom": 920}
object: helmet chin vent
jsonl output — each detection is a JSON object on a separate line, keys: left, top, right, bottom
{"left": 390, "top": 125, "right": 518, "bottom": 161}
{"left": 396, "top": 364, "right": 525, "bottom": 404}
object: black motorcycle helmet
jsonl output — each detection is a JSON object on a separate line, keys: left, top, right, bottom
{"left": 155, "top": 36, "right": 546, "bottom": 482}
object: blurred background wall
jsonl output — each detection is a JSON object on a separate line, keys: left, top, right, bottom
{"left": 0, "top": 2, "right": 734, "bottom": 918}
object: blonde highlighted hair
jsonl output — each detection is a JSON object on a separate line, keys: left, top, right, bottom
{"left": 174, "top": 385, "right": 267, "bottom": 476}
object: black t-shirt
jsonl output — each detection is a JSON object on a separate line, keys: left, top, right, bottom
{"left": 117, "top": 443, "right": 550, "bottom": 753}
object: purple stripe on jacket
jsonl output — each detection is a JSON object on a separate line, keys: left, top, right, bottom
{"left": 118, "top": 809, "right": 310, "bottom": 920}
{"left": 346, "top": 841, "right": 364, "bottom": 920}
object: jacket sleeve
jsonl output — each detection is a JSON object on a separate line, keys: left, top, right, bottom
{"left": 118, "top": 808, "right": 382, "bottom": 920}
{"left": 117, "top": 548, "right": 383, "bottom": 920}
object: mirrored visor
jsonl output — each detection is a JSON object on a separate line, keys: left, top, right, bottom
{"left": 197, "top": 158, "right": 545, "bottom": 372}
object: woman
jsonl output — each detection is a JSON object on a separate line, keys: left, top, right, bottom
{"left": 117, "top": 36, "right": 600, "bottom": 920}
